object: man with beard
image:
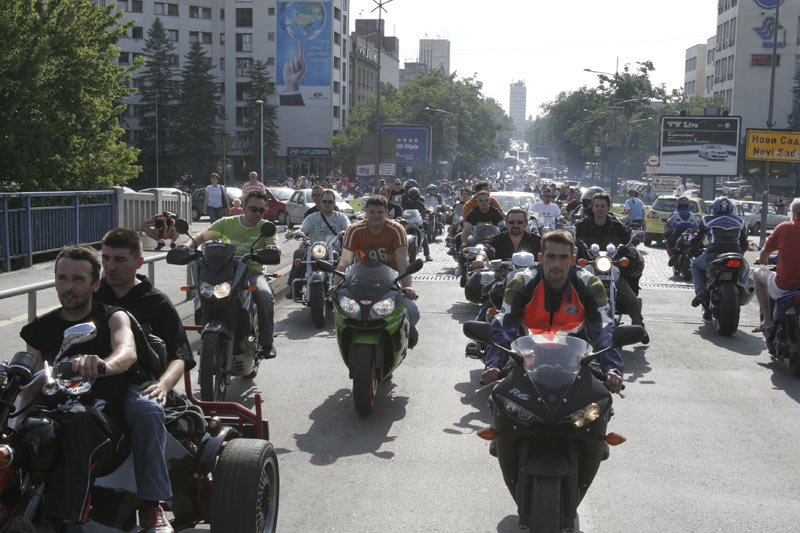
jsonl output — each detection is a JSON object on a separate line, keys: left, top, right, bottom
{"left": 19, "top": 246, "right": 137, "bottom": 529}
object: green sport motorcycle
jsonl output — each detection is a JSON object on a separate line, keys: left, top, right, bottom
{"left": 316, "top": 258, "right": 424, "bottom": 416}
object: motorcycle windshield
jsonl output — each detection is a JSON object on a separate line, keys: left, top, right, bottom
{"left": 200, "top": 242, "right": 237, "bottom": 278}
{"left": 453, "top": 205, "right": 464, "bottom": 221}
{"left": 424, "top": 196, "right": 440, "bottom": 208}
{"left": 510, "top": 334, "right": 588, "bottom": 411}
{"left": 473, "top": 225, "right": 500, "bottom": 242}
{"left": 403, "top": 209, "right": 423, "bottom": 225}
{"left": 345, "top": 260, "right": 397, "bottom": 301}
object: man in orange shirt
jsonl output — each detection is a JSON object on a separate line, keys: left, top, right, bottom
{"left": 461, "top": 180, "right": 504, "bottom": 221}
{"left": 334, "top": 195, "right": 420, "bottom": 347}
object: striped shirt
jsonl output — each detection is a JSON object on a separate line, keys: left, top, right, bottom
{"left": 242, "top": 181, "right": 267, "bottom": 196}
{"left": 343, "top": 219, "right": 408, "bottom": 271}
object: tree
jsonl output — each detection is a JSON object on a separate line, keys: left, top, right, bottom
{"left": 173, "top": 40, "right": 225, "bottom": 182}
{"left": 0, "top": 0, "right": 142, "bottom": 191}
{"left": 138, "top": 17, "right": 179, "bottom": 186}
{"left": 245, "top": 60, "right": 279, "bottom": 176}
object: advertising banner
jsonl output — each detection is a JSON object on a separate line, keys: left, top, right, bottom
{"left": 745, "top": 129, "right": 800, "bottom": 162}
{"left": 659, "top": 116, "right": 741, "bottom": 176}
{"left": 277, "top": 2, "right": 331, "bottom": 107}
{"left": 379, "top": 125, "right": 432, "bottom": 164}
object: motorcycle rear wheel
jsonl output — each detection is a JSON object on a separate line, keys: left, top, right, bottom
{"left": 680, "top": 256, "right": 692, "bottom": 282}
{"left": 309, "top": 282, "right": 326, "bottom": 328}
{"left": 715, "top": 283, "right": 740, "bottom": 337}
{"left": 200, "top": 331, "right": 227, "bottom": 401}
{"left": 531, "top": 475, "right": 562, "bottom": 532}
{"left": 351, "top": 344, "right": 377, "bottom": 417}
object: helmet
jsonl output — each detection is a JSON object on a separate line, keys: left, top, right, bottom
{"left": 464, "top": 271, "right": 485, "bottom": 304}
{"left": 408, "top": 187, "right": 420, "bottom": 200}
{"left": 404, "top": 179, "right": 418, "bottom": 190}
{"left": 580, "top": 186, "right": 605, "bottom": 203}
{"left": 713, "top": 197, "right": 733, "bottom": 215}
{"left": 427, "top": 184, "right": 438, "bottom": 193}
{"left": 677, "top": 196, "right": 690, "bottom": 209}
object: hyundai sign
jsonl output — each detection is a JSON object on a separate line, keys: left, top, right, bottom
{"left": 659, "top": 116, "right": 741, "bottom": 176}
{"left": 379, "top": 125, "right": 432, "bottom": 164}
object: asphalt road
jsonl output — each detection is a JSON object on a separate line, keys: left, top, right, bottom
{"left": 1, "top": 231, "right": 799, "bottom": 532}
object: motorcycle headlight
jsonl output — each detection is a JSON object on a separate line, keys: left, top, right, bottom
{"left": 501, "top": 397, "right": 535, "bottom": 423}
{"left": 199, "top": 281, "right": 232, "bottom": 299}
{"left": 369, "top": 297, "right": 395, "bottom": 319}
{"left": 566, "top": 398, "right": 609, "bottom": 427}
{"left": 594, "top": 256, "right": 613, "bottom": 275}
{"left": 338, "top": 296, "right": 361, "bottom": 318}
{"left": 311, "top": 243, "right": 328, "bottom": 260}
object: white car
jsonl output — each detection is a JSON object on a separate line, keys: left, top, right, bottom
{"left": 735, "top": 200, "right": 789, "bottom": 235}
{"left": 285, "top": 189, "right": 354, "bottom": 226}
{"left": 491, "top": 191, "right": 539, "bottom": 213}
{"left": 698, "top": 144, "right": 728, "bottom": 161}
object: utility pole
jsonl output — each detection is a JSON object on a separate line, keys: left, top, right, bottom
{"left": 761, "top": 0, "right": 781, "bottom": 247}
{"left": 155, "top": 88, "right": 159, "bottom": 188}
{"left": 371, "top": 0, "right": 393, "bottom": 184}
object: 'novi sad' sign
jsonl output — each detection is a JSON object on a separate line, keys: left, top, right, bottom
{"left": 745, "top": 129, "right": 800, "bottom": 162}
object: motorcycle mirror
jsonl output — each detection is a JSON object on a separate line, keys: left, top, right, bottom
{"left": 260, "top": 221, "right": 277, "bottom": 238}
{"left": 60, "top": 322, "right": 97, "bottom": 353}
{"left": 463, "top": 321, "right": 493, "bottom": 343}
{"left": 174, "top": 219, "right": 190, "bottom": 235}
{"left": 399, "top": 258, "right": 424, "bottom": 278}
{"left": 611, "top": 325, "right": 644, "bottom": 347}
{"left": 591, "top": 243, "right": 600, "bottom": 253}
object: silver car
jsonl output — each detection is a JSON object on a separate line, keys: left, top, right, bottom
{"left": 285, "top": 189, "right": 354, "bottom": 226}
{"left": 736, "top": 200, "right": 789, "bottom": 235}
{"left": 698, "top": 144, "right": 728, "bottom": 160}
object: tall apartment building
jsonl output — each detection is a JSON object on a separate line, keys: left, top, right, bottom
{"left": 509, "top": 81, "right": 527, "bottom": 140}
{"left": 111, "top": 0, "right": 349, "bottom": 180}
{"left": 684, "top": 43, "right": 708, "bottom": 99}
{"left": 419, "top": 39, "right": 450, "bottom": 75}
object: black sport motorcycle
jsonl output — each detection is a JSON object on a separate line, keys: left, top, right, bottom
{"left": 698, "top": 250, "right": 754, "bottom": 336}
{"left": 464, "top": 321, "right": 643, "bottom": 532}
{"left": 167, "top": 219, "right": 281, "bottom": 401}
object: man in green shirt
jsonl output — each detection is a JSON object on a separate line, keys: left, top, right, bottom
{"left": 185, "top": 190, "right": 281, "bottom": 358}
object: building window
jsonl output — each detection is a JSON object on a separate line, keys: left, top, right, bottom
{"left": 220, "top": 8, "right": 225, "bottom": 20}
{"left": 236, "top": 82, "right": 251, "bottom": 101}
{"left": 117, "top": 0, "right": 129, "bottom": 11}
{"left": 342, "top": 109, "right": 346, "bottom": 123}
{"left": 342, "top": 85, "right": 346, "bottom": 101}
{"left": 730, "top": 17, "right": 736, "bottom": 46}
{"left": 334, "top": 56, "right": 340, "bottom": 70}
{"left": 236, "top": 8, "right": 253, "bottom": 27}
{"left": 334, "top": 81, "right": 340, "bottom": 94}
{"left": 189, "top": 6, "right": 211, "bottom": 19}
{"left": 727, "top": 54, "right": 734, "bottom": 80}
{"left": 167, "top": 29, "right": 178, "bottom": 42}
{"left": 268, "top": 32, "right": 275, "bottom": 41}
{"left": 154, "top": 2, "right": 178, "bottom": 16}
{"left": 266, "top": 57, "right": 275, "bottom": 66}
{"left": 133, "top": 78, "right": 145, "bottom": 90}
{"left": 219, "top": 82, "right": 225, "bottom": 99}
{"left": 190, "top": 31, "right": 199, "bottom": 43}
{"left": 333, "top": 105, "right": 340, "bottom": 118}
{"left": 131, "top": 26, "right": 143, "bottom": 39}
{"left": 130, "top": 0, "right": 143, "bottom": 13}
{"left": 220, "top": 58, "right": 225, "bottom": 70}
{"left": 236, "top": 33, "right": 253, "bottom": 52}
{"left": 334, "top": 7, "right": 341, "bottom": 20}
{"left": 236, "top": 107, "right": 247, "bottom": 127}
{"left": 220, "top": 33, "right": 225, "bottom": 45}
{"left": 202, "top": 32, "right": 212, "bottom": 44}
{"left": 268, "top": 7, "right": 275, "bottom": 15}
{"left": 167, "top": 54, "right": 178, "bottom": 67}
{"left": 334, "top": 32, "right": 340, "bottom": 45}
{"left": 119, "top": 52, "right": 130, "bottom": 64}
{"left": 236, "top": 57, "right": 252, "bottom": 77}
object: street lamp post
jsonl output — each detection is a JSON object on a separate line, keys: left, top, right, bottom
{"left": 255, "top": 99, "right": 264, "bottom": 181}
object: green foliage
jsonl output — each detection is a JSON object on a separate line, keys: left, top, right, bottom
{"left": 136, "top": 17, "right": 179, "bottom": 186}
{"left": 245, "top": 60, "right": 280, "bottom": 175}
{"left": 0, "top": 0, "right": 142, "bottom": 191}
{"left": 173, "top": 40, "right": 225, "bottom": 182}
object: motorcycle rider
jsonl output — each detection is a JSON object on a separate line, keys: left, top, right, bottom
{"left": 19, "top": 245, "right": 138, "bottom": 529}
{"left": 462, "top": 190, "right": 505, "bottom": 244}
{"left": 689, "top": 197, "right": 749, "bottom": 312}
{"left": 304, "top": 184, "right": 340, "bottom": 218}
{"left": 462, "top": 180, "right": 505, "bottom": 221}
{"left": 96, "top": 228, "right": 195, "bottom": 533}
{"left": 333, "top": 195, "right": 420, "bottom": 347}
{"left": 664, "top": 196, "right": 700, "bottom": 260}
{"left": 528, "top": 188, "right": 562, "bottom": 229}
{"left": 183, "top": 191, "right": 281, "bottom": 358}
{"left": 753, "top": 198, "right": 800, "bottom": 332}
{"left": 390, "top": 178, "right": 405, "bottom": 204}
{"left": 378, "top": 186, "right": 404, "bottom": 218}
{"left": 425, "top": 183, "right": 444, "bottom": 205}
{"left": 569, "top": 186, "right": 604, "bottom": 223}
{"left": 576, "top": 193, "right": 649, "bottom": 343}
{"left": 481, "top": 230, "right": 623, "bottom": 392}
{"left": 286, "top": 189, "right": 351, "bottom": 298}
{"left": 401, "top": 187, "right": 433, "bottom": 261}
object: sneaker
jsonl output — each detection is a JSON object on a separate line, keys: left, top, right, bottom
{"left": 264, "top": 345, "right": 277, "bottom": 359}
{"left": 668, "top": 255, "right": 678, "bottom": 267}
{"left": 155, "top": 240, "right": 166, "bottom": 251}
{"left": 640, "top": 326, "right": 650, "bottom": 345}
{"left": 138, "top": 505, "right": 174, "bottom": 533}
{"left": 702, "top": 308, "right": 712, "bottom": 320}
{"left": 691, "top": 291, "right": 707, "bottom": 308}
{"left": 425, "top": 255, "right": 433, "bottom": 262}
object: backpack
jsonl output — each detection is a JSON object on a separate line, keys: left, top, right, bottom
{"left": 106, "top": 307, "right": 167, "bottom": 383}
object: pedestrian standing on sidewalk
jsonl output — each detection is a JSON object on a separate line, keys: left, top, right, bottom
{"left": 204, "top": 173, "right": 229, "bottom": 223}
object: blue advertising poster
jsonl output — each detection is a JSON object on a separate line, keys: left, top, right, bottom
{"left": 277, "top": 2, "right": 331, "bottom": 107}
{"left": 380, "top": 125, "right": 431, "bottom": 164}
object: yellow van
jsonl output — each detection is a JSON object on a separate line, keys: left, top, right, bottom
{"left": 644, "top": 195, "right": 706, "bottom": 246}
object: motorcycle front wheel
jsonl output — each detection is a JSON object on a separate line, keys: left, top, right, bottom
{"left": 351, "top": 344, "right": 377, "bottom": 417}
{"left": 531, "top": 475, "right": 562, "bottom": 532}
{"left": 715, "top": 283, "right": 740, "bottom": 336}
{"left": 200, "top": 331, "right": 227, "bottom": 401}
{"left": 309, "top": 282, "right": 326, "bottom": 328}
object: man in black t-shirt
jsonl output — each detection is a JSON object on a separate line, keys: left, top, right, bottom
{"left": 19, "top": 246, "right": 137, "bottom": 526}
{"left": 462, "top": 190, "right": 504, "bottom": 244}
{"left": 96, "top": 228, "right": 194, "bottom": 532}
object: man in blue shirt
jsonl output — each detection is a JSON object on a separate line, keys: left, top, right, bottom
{"left": 623, "top": 189, "right": 645, "bottom": 229}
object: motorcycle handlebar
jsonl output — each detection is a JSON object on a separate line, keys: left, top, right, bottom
{"left": 55, "top": 360, "right": 106, "bottom": 378}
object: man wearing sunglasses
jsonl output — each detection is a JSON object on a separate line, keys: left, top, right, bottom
{"left": 184, "top": 191, "right": 281, "bottom": 359}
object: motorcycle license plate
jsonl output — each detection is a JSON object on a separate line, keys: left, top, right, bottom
{"left": 719, "top": 272, "right": 734, "bottom": 281}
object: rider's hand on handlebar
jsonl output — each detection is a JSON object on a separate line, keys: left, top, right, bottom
{"left": 604, "top": 370, "right": 623, "bottom": 393}
{"left": 402, "top": 287, "right": 417, "bottom": 300}
{"left": 72, "top": 354, "right": 106, "bottom": 379}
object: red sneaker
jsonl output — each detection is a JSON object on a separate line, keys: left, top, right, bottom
{"left": 138, "top": 505, "right": 174, "bottom": 533}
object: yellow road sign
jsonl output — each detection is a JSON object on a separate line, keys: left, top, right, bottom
{"left": 745, "top": 129, "right": 800, "bottom": 162}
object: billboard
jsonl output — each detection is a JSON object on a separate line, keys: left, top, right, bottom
{"left": 379, "top": 125, "right": 432, "bottom": 164}
{"left": 659, "top": 116, "right": 741, "bottom": 176}
{"left": 276, "top": 2, "right": 331, "bottom": 107}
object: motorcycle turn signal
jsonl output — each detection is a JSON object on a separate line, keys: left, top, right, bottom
{"left": 606, "top": 432, "right": 627, "bottom": 446}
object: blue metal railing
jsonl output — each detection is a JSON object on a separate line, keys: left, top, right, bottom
{"left": 0, "top": 191, "right": 116, "bottom": 272}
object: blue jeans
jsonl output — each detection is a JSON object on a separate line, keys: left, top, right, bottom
{"left": 405, "top": 297, "right": 420, "bottom": 345}
{"left": 207, "top": 205, "right": 226, "bottom": 223}
{"left": 124, "top": 385, "right": 172, "bottom": 501}
{"left": 249, "top": 272, "right": 276, "bottom": 350}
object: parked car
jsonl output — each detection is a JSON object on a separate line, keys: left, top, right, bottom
{"left": 736, "top": 200, "right": 789, "bottom": 235}
{"left": 190, "top": 187, "right": 242, "bottom": 221}
{"left": 285, "top": 189, "right": 354, "bottom": 226}
{"left": 139, "top": 187, "right": 187, "bottom": 195}
{"left": 266, "top": 187, "right": 293, "bottom": 225}
{"left": 644, "top": 195, "right": 705, "bottom": 246}
{"left": 698, "top": 144, "right": 729, "bottom": 160}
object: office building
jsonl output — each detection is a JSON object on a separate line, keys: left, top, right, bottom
{"left": 112, "top": 0, "right": 349, "bottom": 180}
{"left": 684, "top": 43, "right": 708, "bottom": 99}
{"left": 349, "top": 33, "right": 380, "bottom": 109}
{"left": 509, "top": 81, "right": 527, "bottom": 139}
{"left": 354, "top": 18, "right": 400, "bottom": 88}
{"left": 419, "top": 39, "right": 450, "bottom": 75}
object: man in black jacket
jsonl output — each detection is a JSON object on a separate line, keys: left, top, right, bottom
{"left": 576, "top": 193, "right": 648, "bottom": 343}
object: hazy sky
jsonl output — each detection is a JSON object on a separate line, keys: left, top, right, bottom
{"left": 349, "top": 0, "right": 720, "bottom": 117}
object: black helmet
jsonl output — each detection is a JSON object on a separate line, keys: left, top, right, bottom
{"left": 408, "top": 187, "right": 421, "bottom": 200}
{"left": 464, "top": 271, "right": 485, "bottom": 304}
{"left": 580, "top": 186, "right": 605, "bottom": 203}
{"left": 404, "top": 179, "right": 418, "bottom": 189}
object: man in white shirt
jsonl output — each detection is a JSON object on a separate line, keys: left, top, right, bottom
{"left": 203, "top": 173, "right": 228, "bottom": 223}
{"left": 528, "top": 189, "right": 562, "bottom": 228}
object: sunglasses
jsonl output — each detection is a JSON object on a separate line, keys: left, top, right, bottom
{"left": 248, "top": 206, "right": 267, "bottom": 214}
{"left": 321, "top": 200, "right": 334, "bottom": 204}
{"left": 477, "top": 197, "right": 490, "bottom": 202}
{"left": 507, "top": 220, "right": 526, "bottom": 225}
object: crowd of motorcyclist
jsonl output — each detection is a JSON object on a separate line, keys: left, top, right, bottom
{"left": 11, "top": 161, "right": 800, "bottom": 532}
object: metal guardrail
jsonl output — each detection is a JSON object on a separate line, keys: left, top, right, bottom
{"left": 0, "top": 253, "right": 193, "bottom": 324}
